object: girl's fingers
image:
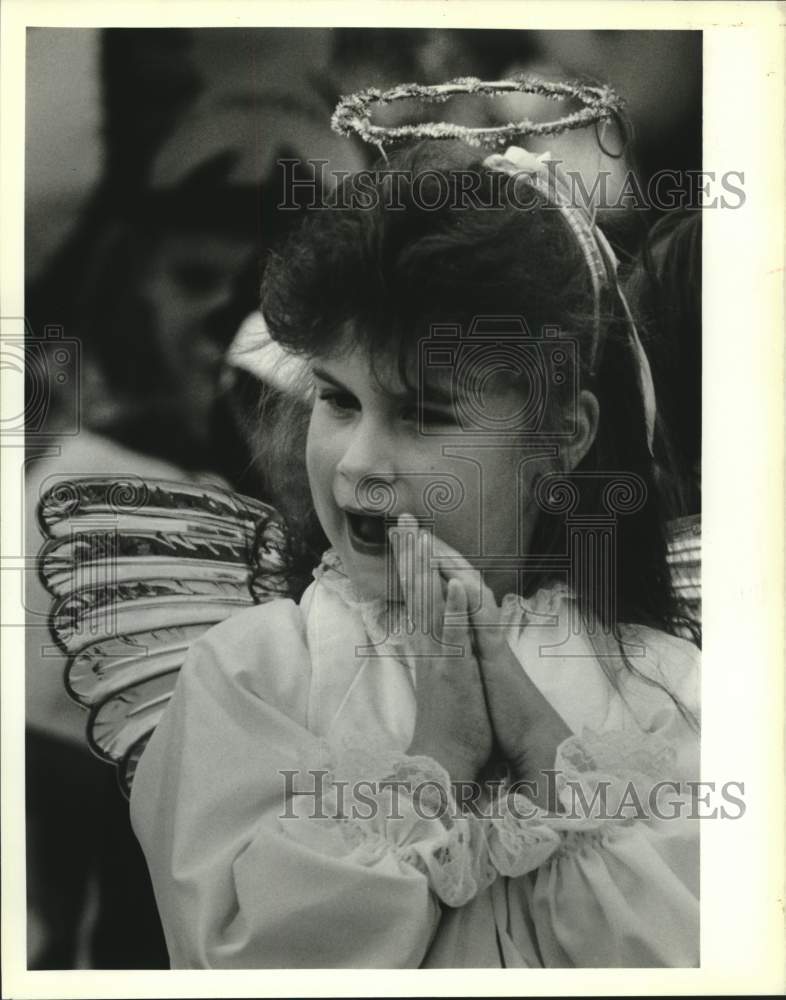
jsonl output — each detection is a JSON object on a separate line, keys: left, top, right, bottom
{"left": 428, "top": 535, "right": 447, "bottom": 641}
{"left": 412, "top": 516, "right": 442, "bottom": 641}
{"left": 428, "top": 530, "right": 510, "bottom": 660}
{"left": 390, "top": 516, "right": 415, "bottom": 634}
{"left": 390, "top": 513, "right": 444, "bottom": 643}
{"left": 441, "top": 578, "right": 471, "bottom": 655}
{"left": 429, "top": 532, "right": 499, "bottom": 629}
{"left": 390, "top": 515, "right": 502, "bottom": 656}
{"left": 402, "top": 513, "right": 426, "bottom": 638}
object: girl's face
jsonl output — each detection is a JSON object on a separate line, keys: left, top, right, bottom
{"left": 305, "top": 336, "right": 555, "bottom": 602}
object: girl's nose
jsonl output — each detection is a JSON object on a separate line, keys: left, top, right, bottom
{"left": 335, "top": 421, "right": 398, "bottom": 506}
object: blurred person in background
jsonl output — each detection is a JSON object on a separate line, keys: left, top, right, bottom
{"left": 25, "top": 27, "right": 360, "bottom": 969}
{"left": 25, "top": 168, "right": 261, "bottom": 973}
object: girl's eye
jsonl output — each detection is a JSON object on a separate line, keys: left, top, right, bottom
{"left": 318, "top": 390, "right": 359, "bottom": 415}
{"left": 401, "top": 404, "right": 457, "bottom": 427}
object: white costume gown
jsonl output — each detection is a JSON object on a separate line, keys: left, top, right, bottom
{"left": 130, "top": 552, "right": 700, "bottom": 968}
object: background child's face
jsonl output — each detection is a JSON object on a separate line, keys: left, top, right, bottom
{"left": 305, "top": 337, "right": 553, "bottom": 601}
{"left": 140, "top": 230, "right": 255, "bottom": 447}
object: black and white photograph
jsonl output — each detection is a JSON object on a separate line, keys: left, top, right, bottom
{"left": 2, "top": 2, "right": 783, "bottom": 995}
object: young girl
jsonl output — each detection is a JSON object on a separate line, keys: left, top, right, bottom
{"left": 130, "top": 139, "right": 700, "bottom": 969}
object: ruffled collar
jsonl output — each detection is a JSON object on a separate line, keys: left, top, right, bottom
{"left": 312, "top": 548, "right": 573, "bottom": 646}
{"left": 312, "top": 550, "right": 396, "bottom": 647}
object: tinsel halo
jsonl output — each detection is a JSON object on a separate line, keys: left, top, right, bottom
{"left": 331, "top": 75, "right": 624, "bottom": 149}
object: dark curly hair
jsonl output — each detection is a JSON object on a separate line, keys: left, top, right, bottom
{"left": 259, "top": 140, "right": 699, "bottom": 672}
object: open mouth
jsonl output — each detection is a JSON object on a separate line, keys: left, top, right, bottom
{"left": 344, "top": 510, "right": 390, "bottom": 554}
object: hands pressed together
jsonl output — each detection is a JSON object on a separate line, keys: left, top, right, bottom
{"left": 390, "top": 513, "right": 571, "bottom": 811}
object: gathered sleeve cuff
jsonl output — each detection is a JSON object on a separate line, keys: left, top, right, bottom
{"left": 478, "top": 724, "right": 700, "bottom": 966}
{"left": 279, "top": 741, "right": 496, "bottom": 908}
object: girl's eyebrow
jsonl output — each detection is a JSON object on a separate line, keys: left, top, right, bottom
{"left": 311, "top": 364, "right": 455, "bottom": 406}
{"left": 387, "top": 381, "right": 457, "bottom": 406}
{"left": 311, "top": 366, "right": 348, "bottom": 390}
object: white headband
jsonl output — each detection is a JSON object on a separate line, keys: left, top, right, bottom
{"left": 483, "top": 146, "right": 657, "bottom": 455}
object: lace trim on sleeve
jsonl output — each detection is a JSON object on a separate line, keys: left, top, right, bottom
{"left": 554, "top": 726, "right": 680, "bottom": 817}
{"left": 483, "top": 796, "right": 565, "bottom": 877}
{"left": 279, "top": 726, "right": 681, "bottom": 896}
{"left": 280, "top": 737, "right": 495, "bottom": 907}
{"left": 480, "top": 725, "right": 684, "bottom": 875}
